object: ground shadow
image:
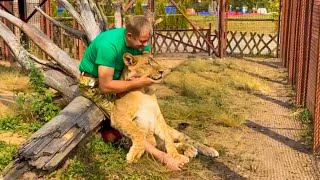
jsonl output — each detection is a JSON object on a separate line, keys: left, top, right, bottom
{"left": 240, "top": 57, "right": 283, "bottom": 69}
{"left": 202, "top": 155, "right": 246, "bottom": 180}
{"left": 252, "top": 93, "right": 293, "bottom": 109}
{"left": 225, "top": 64, "right": 287, "bottom": 85}
{"left": 245, "top": 120, "right": 311, "bottom": 154}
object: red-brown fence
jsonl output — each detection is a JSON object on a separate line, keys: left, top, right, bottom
{"left": 280, "top": 0, "right": 320, "bottom": 152}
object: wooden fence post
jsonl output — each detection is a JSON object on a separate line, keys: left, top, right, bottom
{"left": 218, "top": 0, "right": 227, "bottom": 58}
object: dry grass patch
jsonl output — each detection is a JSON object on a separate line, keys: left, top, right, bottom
{"left": 161, "top": 58, "right": 272, "bottom": 128}
{"left": 0, "top": 62, "right": 30, "bottom": 93}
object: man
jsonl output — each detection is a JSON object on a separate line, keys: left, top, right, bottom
{"left": 79, "top": 16, "right": 186, "bottom": 171}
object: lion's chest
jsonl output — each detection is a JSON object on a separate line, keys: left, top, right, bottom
{"left": 134, "top": 94, "right": 161, "bottom": 132}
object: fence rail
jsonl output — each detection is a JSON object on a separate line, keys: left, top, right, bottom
{"left": 152, "top": 28, "right": 215, "bottom": 54}
{"left": 226, "top": 31, "right": 278, "bottom": 56}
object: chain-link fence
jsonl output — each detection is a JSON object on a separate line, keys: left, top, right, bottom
{"left": 280, "top": 0, "right": 320, "bottom": 153}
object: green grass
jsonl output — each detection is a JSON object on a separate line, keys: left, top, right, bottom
{"left": 0, "top": 141, "right": 17, "bottom": 171}
{"left": 0, "top": 57, "right": 281, "bottom": 178}
{"left": 47, "top": 135, "right": 167, "bottom": 179}
{"left": 293, "top": 108, "right": 313, "bottom": 148}
{"left": 188, "top": 15, "right": 278, "bottom": 34}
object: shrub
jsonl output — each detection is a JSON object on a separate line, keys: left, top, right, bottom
{"left": 134, "top": 0, "right": 143, "bottom": 15}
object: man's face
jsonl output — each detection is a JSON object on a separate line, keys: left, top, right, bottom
{"left": 126, "top": 29, "right": 151, "bottom": 50}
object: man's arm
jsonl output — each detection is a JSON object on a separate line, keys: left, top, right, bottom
{"left": 98, "top": 66, "right": 155, "bottom": 94}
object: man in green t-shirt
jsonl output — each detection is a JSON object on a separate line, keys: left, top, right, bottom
{"left": 79, "top": 16, "right": 187, "bottom": 171}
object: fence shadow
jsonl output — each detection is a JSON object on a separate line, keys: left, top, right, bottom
{"left": 226, "top": 63, "right": 287, "bottom": 85}
{"left": 200, "top": 155, "right": 246, "bottom": 180}
{"left": 241, "top": 57, "right": 283, "bottom": 69}
{"left": 252, "top": 93, "right": 293, "bottom": 109}
{"left": 245, "top": 120, "right": 311, "bottom": 154}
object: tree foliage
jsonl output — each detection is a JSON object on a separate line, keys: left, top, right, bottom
{"left": 228, "top": 0, "right": 280, "bottom": 12}
{"left": 134, "top": 0, "right": 143, "bottom": 15}
{"left": 155, "top": 1, "right": 188, "bottom": 30}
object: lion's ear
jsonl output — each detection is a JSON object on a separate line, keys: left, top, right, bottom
{"left": 123, "top": 53, "right": 137, "bottom": 66}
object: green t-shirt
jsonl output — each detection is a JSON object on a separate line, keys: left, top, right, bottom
{"left": 79, "top": 28, "right": 150, "bottom": 80}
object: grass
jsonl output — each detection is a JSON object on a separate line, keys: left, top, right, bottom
{"left": 41, "top": 57, "right": 275, "bottom": 179}
{"left": 293, "top": 108, "right": 313, "bottom": 149}
{"left": 188, "top": 15, "right": 278, "bottom": 34}
{"left": 0, "top": 141, "right": 17, "bottom": 171}
{"left": 47, "top": 135, "right": 168, "bottom": 180}
{"left": 0, "top": 62, "right": 30, "bottom": 93}
{"left": 47, "top": 57, "right": 275, "bottom": 179}
{"left": 0, "top": 57, "right": 280, "bottom": 178}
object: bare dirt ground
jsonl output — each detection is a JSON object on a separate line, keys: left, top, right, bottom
{"left": 1, "top": 56, "right": 319, "bottom": 179}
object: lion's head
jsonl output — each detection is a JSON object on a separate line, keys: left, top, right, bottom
{"left": 121, "top": 52, "right": 164, "bottom": 81}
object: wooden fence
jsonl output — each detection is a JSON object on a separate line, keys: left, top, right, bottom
{"left": 152, "top": 27, "right": 217, "bottom": 55}
{"left": 226, "top": 31, "right": 278, "bottom": 57}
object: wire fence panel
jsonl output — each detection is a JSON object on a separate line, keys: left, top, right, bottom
{"left": 225, "top": 10, "right": 279, "bottom": 57}
{"left": 280, "top": 0, "right": 320, "bottom": 152}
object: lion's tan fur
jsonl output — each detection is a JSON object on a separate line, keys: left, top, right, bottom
{"left": 111, "top": 53, "right": 219, "bottom": 163}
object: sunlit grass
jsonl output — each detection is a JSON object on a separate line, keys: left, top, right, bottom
{"left": 188, "top": 15, "right": 278, "bottom": 34}
{"left": 0, "top": 57, "right": 286, "bottom": 178}
{"left": 0, "top": 141, "right": 17, "bottom": 172}
{"left": 48, "top": 135, "right": 168, "bottom": 179}
{"left": 161, "top": 59, "right": 272, "bottom": 128}
{"left": 0, "top": 63, "right": 30, "bottom": 93}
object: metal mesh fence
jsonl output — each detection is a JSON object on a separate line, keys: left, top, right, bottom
{"left": 280, "top": 0, "right": 320, "bottom": 152}
{"left": 225, "top": 3, "right": 279, "bottom": 57}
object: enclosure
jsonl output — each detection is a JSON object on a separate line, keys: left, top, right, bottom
{"left": 0, "top": 0, "right": 320, "bottom": 179}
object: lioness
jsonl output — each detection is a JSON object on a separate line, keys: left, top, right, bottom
{"left": 111, "top": 52, "right": 219, "bottom": 164}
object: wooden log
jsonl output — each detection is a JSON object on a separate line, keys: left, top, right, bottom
{"left": 0, "top": 10, "right": 80, "bottom": 79}
{"left": 2, "top": 96, "right": 105, "bottom": 179}
{"left": 76, "top": 0, "right": 104, "bottom": 41}
{"left": 0, "top": 21, "right": 79, "bottom": 100}
{"left": 35, "top": 6, "right": 87, "bottom": 43}
{"left": 114, "top": 2, "right": 122, "bottom": 28}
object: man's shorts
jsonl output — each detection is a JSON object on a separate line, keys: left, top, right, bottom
{"left": 79, "top": 74, "right": 117, "bottom": 118}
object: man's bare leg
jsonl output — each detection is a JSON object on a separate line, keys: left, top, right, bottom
{"left": 143, "top": 140, "right": 187, "bottom": 171}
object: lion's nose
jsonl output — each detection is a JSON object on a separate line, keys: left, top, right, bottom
{"left": 159, "top": 70, "right": 164, "bottom": 74}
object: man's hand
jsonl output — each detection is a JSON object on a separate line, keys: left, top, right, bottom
{"left": 129, "top": 76, "right": 156, "bottom": 87}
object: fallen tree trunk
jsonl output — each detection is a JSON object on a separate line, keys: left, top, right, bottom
{"left": 0, "top": 21, "right": 79, "bottom": 101}
{"left": 2, "top": 96, "right": 105, "bottom": 179}
{"left": 0, "top": 4, "right": 105, "bottom": 178}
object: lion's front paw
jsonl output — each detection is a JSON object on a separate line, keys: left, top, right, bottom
{"left": 126, "top": 144, "right": 145, "bottom": 163}
{"left": 199, "top": 145, "right": 219, "bottom": 158}
{"left": 171, "top": 153, "right": 189, "bottom": 164}
{"left": 183, "top": 145, "right": 198, "bottom": 158}
{"left": 176, "top": 143, "right": 198, "bottom": 158}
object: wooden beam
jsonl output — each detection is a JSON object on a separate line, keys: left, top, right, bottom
{"left": 26, "top": 0, "right": 48, "bottom": 22}
{"left": 123, "top": 0, "right": 136, "bottom": 13}
{"left": 17, "top": 0, "right": 26, "bottom": 21}
{"left": 169, "top": 0, "right": 218, "bottom": 56}
{"left": 0, "top": 3, "right": 11, "bottom": 13}
{"left": 218, "top": 0, "right": 227, "bottom": 58}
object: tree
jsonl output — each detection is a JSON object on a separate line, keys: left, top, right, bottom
{"left": 134, "top": 0, "right": 144, "bottom": 15}
{"left": 228, "top": 0, "right": 280, "bottom": 12}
